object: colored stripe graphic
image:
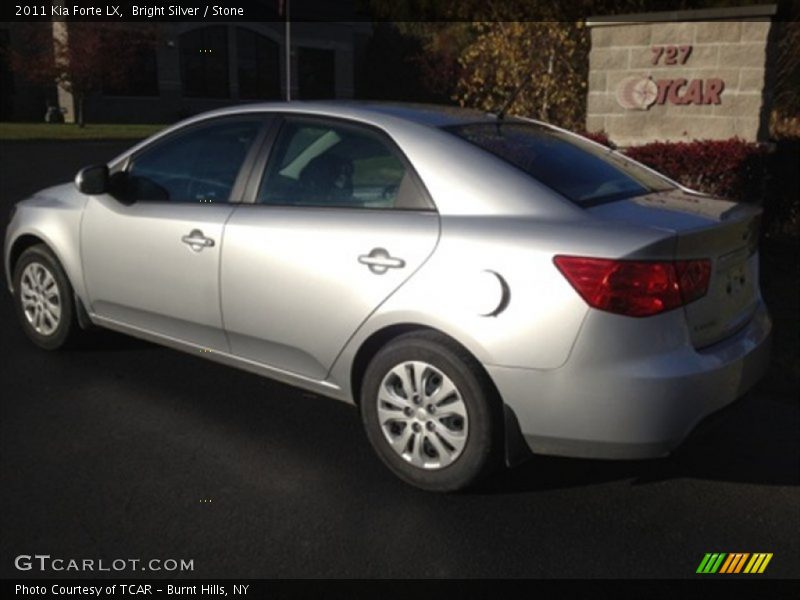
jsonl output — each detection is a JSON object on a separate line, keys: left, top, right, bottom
{"left": 744, "top": 553, "right": 773, "bottom": 574}
{"left": 759, "top": 554, "right": 774, "bottom": 573}
{"left": 711, "top": 553, "right": 726, "bottom": 573}
{"left": 733, "top": 553, "right": 750, "bottom": 573}
{"left": 698, "top": 552, "right": 773, "bottom": 574}
{"left": 719, "top": 554, "right": 735, "bottom": 573}
{"left": 696, "top": 554, "right": 713, "bottom": 573}
{"left": 720, "top": 553, "right": 749, "bottom": 573}
{"left": 697, "top": 553, "right": 727, "bottom": 573}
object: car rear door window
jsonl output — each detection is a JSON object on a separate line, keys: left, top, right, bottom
{"left": 256, "top": 118, "right": 430, "bottom": 210}
{"left": 123, "top": 118, "right": 262, "bottom": 204}
{"left": 446, "top": 122, "right": 675, "bottom": 206}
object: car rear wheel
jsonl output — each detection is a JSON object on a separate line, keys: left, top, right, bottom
{"left": 13, "top": 244, "right": 79, "bottom": 350}
{"left": 360, "top": 331, "right": 501, "bottom": 491}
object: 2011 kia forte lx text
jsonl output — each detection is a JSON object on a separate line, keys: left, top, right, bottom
{"left": 3, "top": 103, "right": 771, "bottom": 491}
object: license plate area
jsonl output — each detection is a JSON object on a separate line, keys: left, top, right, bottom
{"left": 724, "top": 262, "right": 748, "bottom": 299}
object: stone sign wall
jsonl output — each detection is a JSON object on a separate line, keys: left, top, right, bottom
{"left": 586, "top": 5, "right": 776, "bottom": 147}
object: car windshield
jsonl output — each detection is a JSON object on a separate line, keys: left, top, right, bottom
{"left": 445, "top": 122, "right": 675, "bottom": 206}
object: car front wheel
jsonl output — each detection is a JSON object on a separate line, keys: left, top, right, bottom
{"left": 360, "top": 331, "right": 501, "bottom": 491}
{"left": 13, "top": 244, "right": 80, "bottom": 350}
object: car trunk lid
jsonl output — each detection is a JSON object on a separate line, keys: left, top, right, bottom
{"left": 587, "top": 189, "right": 761, "bottom": 348}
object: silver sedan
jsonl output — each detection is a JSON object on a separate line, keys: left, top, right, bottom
{"left": 3, "top": 103, "right": 771, "bottom": 491}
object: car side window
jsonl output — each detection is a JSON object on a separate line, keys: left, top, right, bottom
{"left": 256, "top": 119, "right": 430, "bottom": 210}
{"left": 123, "top": 118, "right": 262, "bottom": 204}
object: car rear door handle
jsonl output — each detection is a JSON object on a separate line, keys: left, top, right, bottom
{"left": 359, "top": 248, "right": 405, "bottom": 274}
{"left": 181, "top": 229, "right": 215, "bottom": 252}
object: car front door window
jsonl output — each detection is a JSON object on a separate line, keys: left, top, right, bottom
{"left": 124, "top": 119, "right": 262, "bottom": 204}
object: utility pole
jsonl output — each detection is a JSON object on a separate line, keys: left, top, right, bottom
{"left": 284, "top": 0, "right": 291, "bottom": 101}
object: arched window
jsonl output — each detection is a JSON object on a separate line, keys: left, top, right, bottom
{"left": 236, "top": 27, "right": 280, "bottom": 100}
{"left": 180, "top": 26, "right": 229, "bottom": 98}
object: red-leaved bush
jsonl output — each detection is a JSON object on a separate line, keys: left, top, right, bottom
{"left": 581, "top": 133, "right": 799, "bottom": 237}
{"left": 623, "top": 138, "right": 768, "bottom": 202}
{"left": 578, "top": 130, "right": 614, "bottom": 148}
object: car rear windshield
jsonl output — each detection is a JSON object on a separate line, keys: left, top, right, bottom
{"left": 445, "top": 122, "right": 675, "bottom": 206}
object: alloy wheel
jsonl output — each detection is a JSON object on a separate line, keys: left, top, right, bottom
{"left": 376, "top": 360, "right": 469, "bottom": 470}
{"left": 19, "top": 262, "right": 61, "bottom": 336}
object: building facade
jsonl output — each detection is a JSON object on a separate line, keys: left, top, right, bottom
{"left": 0, "top": 20, "right": 368, "bottom": 123}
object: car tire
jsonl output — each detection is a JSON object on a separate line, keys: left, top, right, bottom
{"left": 360, "top": 331, "right": 502, "bottom": 492}
{"left": 13, "top": 244, "right": 80, "bottom": 350}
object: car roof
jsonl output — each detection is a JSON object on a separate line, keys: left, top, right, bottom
{"left": 176, "top": 100, "right": 506, "bottom": 130}
{"left": 329, "top": 101, "right": 498, "bottom": 127}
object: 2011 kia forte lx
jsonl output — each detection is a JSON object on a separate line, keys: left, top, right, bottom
{"left": 4, "top": 103, "right": 771, "bottom": 491}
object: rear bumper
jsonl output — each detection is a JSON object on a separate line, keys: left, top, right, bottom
{"left": 489, "top": 302, "right": 772, "bottom": 460}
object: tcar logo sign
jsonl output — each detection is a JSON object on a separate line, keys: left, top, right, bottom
{"left": 616, "top": 44, "right": 726, "bottom": 110}
{"left": 616, "top": 77, "right": 659, "bottom": 110}
{"left": 616, "top": 76, "right": 725, "bottom": 110}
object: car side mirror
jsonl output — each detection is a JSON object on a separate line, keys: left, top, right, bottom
{"left": 75, "top": 164, "right": 109, "bottom": 195}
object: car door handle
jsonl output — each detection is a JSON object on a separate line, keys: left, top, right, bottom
{"left": 358, "top": 248, "right": 405, "bottom": 274}
{"left": 181, "top": 229, "right": 215, "bottom": 251}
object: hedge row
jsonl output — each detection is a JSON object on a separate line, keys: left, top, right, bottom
{"left": 579, "top": 133, "right": 799, "bottom": 238}
{"left": 624, "top": 138, "right": 769, "bottom": 202}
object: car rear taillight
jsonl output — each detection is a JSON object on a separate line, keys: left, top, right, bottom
{"left": 553, "top": 256, "right": 711, "bottom": 318}
{"left": 674, "top": 259, "right": 712, "bottom": 304}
